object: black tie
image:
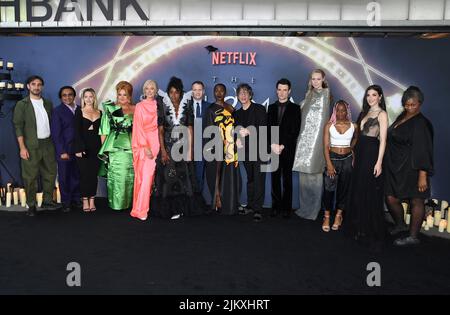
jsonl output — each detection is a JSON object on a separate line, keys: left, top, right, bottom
{"left": 278, "top": 103, "right": 286, "bottom": 124}
{"left": 196, "top": 102, "right": 201, "bottom": 118}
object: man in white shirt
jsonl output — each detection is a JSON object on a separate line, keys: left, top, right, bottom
{"left": 13, "top": 75, "right": 60, "bottom": 216}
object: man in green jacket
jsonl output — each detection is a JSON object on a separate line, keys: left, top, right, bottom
{"left": 13, "top": 75, "right": 60, "bottom": 216}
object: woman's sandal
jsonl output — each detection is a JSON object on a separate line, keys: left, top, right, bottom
{"left": 89, "top": 197, "right": 96, "bottom": 212}
{"left": 332, "top": 213, "right": 343, "bottom": 231}
{"left": 322, "top": 214, "right": 331, "bottom": 232}
{"left": 82, "top": 198, "right": 90, "bottom": 212}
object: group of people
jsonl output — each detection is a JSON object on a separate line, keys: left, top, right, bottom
{"left": 12, "top": 68, "right": 434, "bottom": 249}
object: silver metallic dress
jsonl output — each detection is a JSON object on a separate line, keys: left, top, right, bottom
{"left": 293, "top": 88, "right": 331, "bottom": 220}
{"left": 293, "top": 88, "right": 331, "bottom": 173}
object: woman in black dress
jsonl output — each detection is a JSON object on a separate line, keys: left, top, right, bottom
{"left": 204, "top": 83, "right": 241, "bottom": 215}
{"left": 151, "top": 77, "right": 205, "bottom": 219}
{"left": 344, "top": 85, "right": 389, "bottom": 250}
{"left": 385, "top": 86, "right": 434, "bottom": 246}
{"left": 74, "top": 88, "right": 102, "bottom": 212}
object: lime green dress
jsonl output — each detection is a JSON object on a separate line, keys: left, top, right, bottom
{"left": 98, "top": 101, "right": 134, "bottom": 210}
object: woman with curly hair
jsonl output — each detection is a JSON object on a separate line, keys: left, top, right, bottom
{"left": 98, "top": 81, "right": 135, "bottom": 210}
{"left": 151, "top": 77, "right": 205, "bottom": 219}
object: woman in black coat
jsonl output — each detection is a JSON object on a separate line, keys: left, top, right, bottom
{"left": 385, "top": 86, "right": 434, "bottom": 246}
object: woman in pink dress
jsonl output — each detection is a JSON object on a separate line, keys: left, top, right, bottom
{"left": 130, "top": 80, "right": 161, "bottom": 221}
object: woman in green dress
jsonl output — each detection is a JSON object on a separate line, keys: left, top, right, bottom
{"left": 98, "top": 81, "right": 135, "bottom": 210}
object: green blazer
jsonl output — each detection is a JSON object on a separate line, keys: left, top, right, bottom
{"left": 13, "top": 96, "right": 54, "bottom": 150}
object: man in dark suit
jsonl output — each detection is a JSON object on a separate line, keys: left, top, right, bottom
{"left": 267, "top": 78, "right": 301, "bottom": 218}
{"left": 234, "top": 83, "right": 268, "bottom": 222}
{"left": 51, "top": 86, "right": 81, "bottom": 212}
{"left": 191, "top": 81, "right": 210, "bottom": 194}
{"left": 13, "top": 75, "right": 60, "bottom": 216}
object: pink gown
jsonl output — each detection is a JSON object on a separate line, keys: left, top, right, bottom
{"left": 130, "top": 98, "right": 160, "bottom": 220}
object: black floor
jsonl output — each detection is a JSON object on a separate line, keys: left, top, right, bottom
{"left": 1, "top": 198, "right": 450, "bottom": 295}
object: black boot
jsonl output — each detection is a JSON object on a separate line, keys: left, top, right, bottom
{"left": 282, "top": 209, "right": 291, "bottom": 218}
{"left": 71, "top": 201, "right": 82, "bottom": 211}
{"left": 41, "top": 201, "right": 62, "bottom": 211}
{"left": 27, "top": 206, "right": 37, "bottom": 217}
{"left": 253, "top": 211, "right": 262, "bottom": 222}
{"left": 389, "top": 224, "right": 409, "bottom": 236}
{"left": 394, "top": 236, "right": 420, "bottom": 246}
{"left": 270, "top": 208, "right": 279, "bottom": 217}
{"left": 62, "top": 204, "right": 71, "bottom": 213}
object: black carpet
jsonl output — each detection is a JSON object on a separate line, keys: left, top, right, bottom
{"left": 1, "top": 198, "right": 450, "bottom": 295}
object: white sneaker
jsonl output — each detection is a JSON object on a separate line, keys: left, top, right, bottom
{"left": 171, "top": 214, "right": 181, "bottom": 220}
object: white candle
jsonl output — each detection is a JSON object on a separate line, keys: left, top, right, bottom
{"left": 56, "top": 187, "right": 61, "bottom": 203}
{"left": 422, "top": 221, "right": 426, "bottom": 228}
{"left": 424, "top": 224, "right": 430, "bottom": 231}
{"left": 6, "top": 192, "right": 11, "bottom": 207}
{"left": 6, "top": 62, "right": 13, "bottom": 70}
{"left": 14, "top": 83, "right": 21, "bottom": 89}
{"left": 13, "top": 191, "right": 19, "bottom": 205}
{"left": 0, "top": 60, "right": 3, "bottom": 68}
{"left": 36, "top": 192, "right": 43, "bottom": 208}
{"left": 7, "top": 83, "right": 13, "bottom": 90}
{"left": 402, "top": 202, "right": 408, "bottom": 220}
{"left": 438, "top": 220, "right": 447, "bottom": 233}
{"left": 20, "top": 189, "right": 26, "bottom": 207}
{"left": 405, "top": 214, "right": 411, "bottom": 225}
{"left": 434, "top": 211, "right": 441, "bottom": 226}
{"left": 0, "top": 82, "right": 5, "bottom": 89}
{"left": 426, "top": 215, "right": 434, "bottom": 228}
{"left": 447, "top": 219, "right": 450, "bottom": 233}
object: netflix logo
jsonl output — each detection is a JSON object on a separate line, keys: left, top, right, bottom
{"left": 212, "top": 52, "right": 257, "bottom": 66}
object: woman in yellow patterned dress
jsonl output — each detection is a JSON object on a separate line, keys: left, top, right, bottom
{"left": 204, "top": 83, "right": 241, "bottom": 215}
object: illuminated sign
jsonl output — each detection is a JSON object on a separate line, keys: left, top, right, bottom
{"left": 0, "top": 0, "right": 148, "bottom": 22}
{"left": 212, "top": 52, "right": 257, "bottom": 66}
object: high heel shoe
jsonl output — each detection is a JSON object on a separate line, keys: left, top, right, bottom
{"left": 89, "top": 197, "right": 96, "bottom": 212}
{"left": 332, "top": 213, "right": 343, "bottom": 231}
{"left": 322, "top": 214, "right": 330, "bottom": 232}
{"left": 82, "top": 197, "right": 90, "bottom": 212}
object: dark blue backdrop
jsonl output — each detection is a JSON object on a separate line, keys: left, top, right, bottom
{"left": 0, "top": 36, "right": 449, "bottom": 206}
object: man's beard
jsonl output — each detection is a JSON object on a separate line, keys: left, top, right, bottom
{"left": 30, "top": 89, "right": 41, "bottom": 97}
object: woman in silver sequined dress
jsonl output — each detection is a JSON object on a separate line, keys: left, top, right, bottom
{"left": 292, "top": 69, "right": 332, "bottom": 220}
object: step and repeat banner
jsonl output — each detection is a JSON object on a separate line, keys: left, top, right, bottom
{"left": 0, "top": 36, "right": 449, "bottom": 205}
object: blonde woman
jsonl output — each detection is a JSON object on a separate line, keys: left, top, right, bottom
{"left": 130, "top": 80, "right": 160, "bottom": 221}
{"left": 74, "top": 88, "right": 102, "bottom": 212}
{"left": 293, "top": 69, "right": 332, "bottom": 220}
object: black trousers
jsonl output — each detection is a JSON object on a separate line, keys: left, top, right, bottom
{"left": 271, "top": 155, "right": 294, "bottom": 212}
{"left": 323, "top": 152, "right": 353, "bottom": 211}
{"left": 243, "top": 161, "right": 265, "bottom": 213}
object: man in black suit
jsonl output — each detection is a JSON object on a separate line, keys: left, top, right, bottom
{"left": 234, "top": 83, "right": 268, "bottom": 222}
{"left": 191, "top": 81, "right": 210, "bottom": 193}
{"left": 267, "top": 78, "right": 301, "bottom": 218}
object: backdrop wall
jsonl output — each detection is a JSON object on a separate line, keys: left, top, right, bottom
{"left": 1, "top": 36, "right": 448, "bottom": 207}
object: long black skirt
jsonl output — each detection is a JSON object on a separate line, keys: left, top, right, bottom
{"left": 344, "top": 135, "right": 386, "bottom": 244}
{"left": 150, "top": 160, "right": 206, "bottom": 219}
